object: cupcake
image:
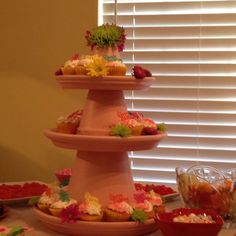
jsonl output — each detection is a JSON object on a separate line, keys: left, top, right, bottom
{"left": 56, "top": 110, "right": 82, "bottom": 134}
{"left": 116, "top": 112, "right": 158, "bottom": 136}
{"left": 146, "top": 190, "right": 165, "bottom": 214}
{"left": 37, "top": 186, "right": 60, "bottom": 213}
{"left": 121, "top": 119, "right": 144, "bottom": 136}
{"left": 104, "top": 194, "right": 133, "bottom": 222}
{"left": 49, "top": 198, "right": 77, "bottom": 217}
{"left": 74, "top": 56, "right": 93, "bottom": 75}
{"left": 116, "top": 112, "right": 144, "bottom": 136}
{"left": 106, "top": 59, "right": 127, "bottom": 76}
{"left": 78, "top": 192, "right": 103, "bottom": 221}
{"left": 133, "top": 191, "right": 155, "bottom": 219}
{"left": 61, "top": 54, "right": 80, "bottom": 75}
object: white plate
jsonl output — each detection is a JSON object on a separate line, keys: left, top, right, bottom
{"left": 0, "top": 181, "right": 48, "bottom": 205}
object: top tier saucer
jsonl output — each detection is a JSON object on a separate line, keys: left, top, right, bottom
{"left": 55, "top": 75, "right": 155, "bottom": 90}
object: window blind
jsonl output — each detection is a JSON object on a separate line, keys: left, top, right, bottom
{"left": 101, "top": 0, "right": 236, "bottom": 184}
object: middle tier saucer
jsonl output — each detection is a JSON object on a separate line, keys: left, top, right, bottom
{"left": 44, "top": 129, "right": 166, "bottom": 152}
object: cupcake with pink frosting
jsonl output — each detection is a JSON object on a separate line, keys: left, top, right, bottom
{"left": 146, "top": 190, "right": 165, "bottom": 214}
{"left": 133, "top": 191, "right": 155, "bottom": 219}
{"left": 104, "top": 194, "right": 133, "bottom": 222}
{"left": 56, "top": 110, "right": 82, "bottom": 134}
{"left": 117, "top": 112, "right": 144, "bottom": 135}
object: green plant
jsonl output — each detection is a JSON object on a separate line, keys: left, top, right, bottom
{"left": 85, "top": 24, "right": 126, "bottom": 51}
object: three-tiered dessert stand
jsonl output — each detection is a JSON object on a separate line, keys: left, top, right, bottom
{"left": 34, "top": 75, "right": 166, "bottom": 236}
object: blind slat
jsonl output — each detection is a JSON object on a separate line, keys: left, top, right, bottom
{"left": 124, "top": 39, "right": 236, "bottom": 51}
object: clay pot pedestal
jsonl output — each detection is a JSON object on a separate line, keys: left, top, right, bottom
{"left": 69, "top": 89, "right": 134, "bottom": 206}
{"left": 36, "top": 75, "right": 166, "bottom": 236}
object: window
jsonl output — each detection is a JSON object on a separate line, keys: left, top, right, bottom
{"left": 100, "top": 0, "right": 236, "bottom": 184}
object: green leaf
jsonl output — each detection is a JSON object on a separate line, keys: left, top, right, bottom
{"left": 157, "top": 123, "right": 167, "bottom": 132}
{"left": 131, "top": 209, "right": 148, "bottom": 223}
{"left": 28, "top": 196, "right": 40, "bottom": 206}
{"left": 9, "top": 226, "right": 24, "bottom": 236}
{"left": 59, "top": 190, "right": 70, "bottom": 202}
{"left": 111, "top": 125, "right": 131, "bottom": 137}
{"left": 86, "top": 24, "right": 125, "bottom": 49}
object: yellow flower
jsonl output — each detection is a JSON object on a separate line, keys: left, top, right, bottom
{"left": 84, "top": 192, "right": 101, "bottom": 209}
{"left": 84, "top": 192, "right": 99, "bottom": 204}
{"left": 85, "top": 55, "right": 109, "bottom": 77}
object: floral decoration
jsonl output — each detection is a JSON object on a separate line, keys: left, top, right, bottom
{"left": 85, "top": 55, "right": 109, "bottom": 77}
{"left": 85, "top": 24, "right": 126, "bottom": 52}
{"left": 110, "top": 124, "right": 132, "bottom": 137}
{"left": 60, "top": 204, "right": 80, "bottom": 223}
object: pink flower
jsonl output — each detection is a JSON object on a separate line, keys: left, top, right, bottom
{"left": 60, "top": 204, "right": 80, "bottom": 223}
{"left": 55, "top": 168, "right": 72, "bottom": 186}
{"left": 0, "top": 226, "right": 11, "bottom": 234}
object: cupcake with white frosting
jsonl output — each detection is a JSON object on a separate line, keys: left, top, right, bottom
{"left": 61, "top": 54, "right": 80, "bottom": 75}
{"left": 105, "top": 57, "right": 127, "bottom": 76}
{"left": 78, "top": 192, "right": 103, "bottom": 222}
{"left": 49, "top": 199, "right": 77, "bottom": 217}
{"left": 37, "top": 186, "right": 60, "bottom": 213}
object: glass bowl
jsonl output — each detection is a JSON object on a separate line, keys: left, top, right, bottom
{"left": 176, "top": 165, "right": 236, "bottom": 222}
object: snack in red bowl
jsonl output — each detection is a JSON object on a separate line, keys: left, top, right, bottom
{"left": 155, "top": 208, "right": 223, "bottom": 236}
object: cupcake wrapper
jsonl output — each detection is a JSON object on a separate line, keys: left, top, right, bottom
{"left": 105, "top": 209, "right": 131, "bottom": 222}
{"left": 75, "top": 66, "right": 87, "bottom": 75}
{"left": 79, "top": 213, "right": 103, "bottom": 222}
{"left": 61, "top": 67, "right": 75, "bottom": 75}
{"left": 108, "top": 66, "right": 127, "bottom": 76}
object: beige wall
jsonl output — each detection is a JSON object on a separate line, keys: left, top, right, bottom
{"left": 0, "top": 0, "right": 97, "bottom": 182}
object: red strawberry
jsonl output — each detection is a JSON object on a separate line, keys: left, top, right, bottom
{"left": 142, "top": 127, "right": 158, "bottom": 135}
{"left": 132, "top": 65, "right": 146, "bottom": 79}
{"left": 143, "top": 68, "right": 152, "bottom": 77}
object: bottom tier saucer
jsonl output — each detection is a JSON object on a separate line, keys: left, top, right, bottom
{"left": 34, "top": 207, "right": 158, "bottom": 236}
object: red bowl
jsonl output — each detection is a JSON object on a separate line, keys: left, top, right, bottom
{"left": 155, "top": 208, "right": 223, "bottom": 236}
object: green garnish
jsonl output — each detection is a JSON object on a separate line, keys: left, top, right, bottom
{"left": 111, "top": 124, "right": 132, "bottom": 137}
{"left": 85, "top": 24, "right": 126, "bottom": 51}
{"left": 9, "top": 226, "right": 25, "bottom": 236}
{"left": 60, "top": 178, "right": 70, "bottom": 187}
{"left": 131, "top": 209, "right": 148, "bottom": 223}
{"left": 157, "top": 123, "right": 167, "bottom": 132}
{"left": 103, "top": 55, "right": 122, "bottom": 62}
{"left": 59, "top": 190, "right": 70, "bottom": 202}
{"left": 28, "top": 196, "right": 40, "bottom": 206}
